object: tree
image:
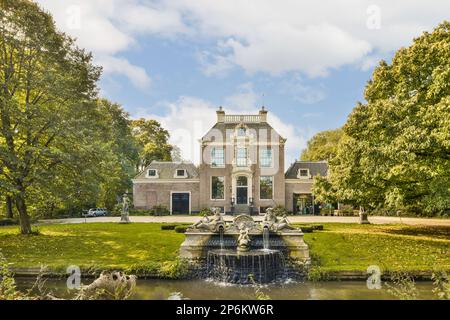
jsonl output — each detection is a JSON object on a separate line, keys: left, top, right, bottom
{"left": 0, "top": 0, "right": 101, "bottom": 233}
{"left": 314, "top": 21, "right": 450, "bottom": 215}
{"left": 131, "top": 118, "right": 172, "bottom": 168}
{"left": 300, "top": 128, "right": 343, "bottom": 161}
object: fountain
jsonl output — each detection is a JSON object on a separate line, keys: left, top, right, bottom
{"left": 180, "top": 207, "right": 310, "bottom": 284}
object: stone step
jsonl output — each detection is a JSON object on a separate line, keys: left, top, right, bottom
{"left": 234, "top": 204, "right": 249, "bottom": 214}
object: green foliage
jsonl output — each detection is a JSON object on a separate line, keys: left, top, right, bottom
{"left": 301, "top": 128, "right": 343, "bottom": 161}
{"left": 150, "top": 205, "right": 170, "bottom": 216}
{"left": 314, "top": 21, "right": 450, "bottom": 216}
{"left": 199, "top": 208, "right": 213, "bottom": 216}
{"left": 272, "top": 205, "right": 289, "bottom": 216}
{"left": 161, "top": 224, "right": 178, "bottom": 230}
{"left": 174, "top": 225, "right": 188, "bottom": 233}
{"left": 385, "top": 272, "right": 419, "bottom": 300}
{"left": 431, "top": 271, "right": 450, "bottom": 300}
{"left": 0, "top": 252, "right": 21, "bottom": 300}
{"left": 131, "top": 118, "right": 173, "bottom": 168}
{"left": 0, "top": 218, "right": 17, "bottom": 226}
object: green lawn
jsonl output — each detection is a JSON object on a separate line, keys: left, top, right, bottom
{"left": 0, "top": 223, "right": 185, "bottom": 272}
{"left": 0, "top": 222, "right": 449, "bottom": 275}
{"left": 299, "top": 223, "right": 450, "bottom": 273}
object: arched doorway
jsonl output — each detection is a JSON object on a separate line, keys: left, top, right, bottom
{"left": 236, "top": 176, "right": 248, "bottom": 204}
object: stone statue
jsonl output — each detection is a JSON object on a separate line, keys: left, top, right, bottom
{"left": 190, "top": 207, "right": 224, "bottom": 232}
{"left": 262, "top": 207, "right": 294, "bottom": 232}
{"left": 119, "top": 193, "right": 131, "bottom": 223}
{"left": 262, "top": 207, "right": 277, "bottom": 230}
{"left": 237, "top": 226, "right": 251, "bottom": 252}
{"left": 274, "top": 214, "right": 294, "bottom": 231}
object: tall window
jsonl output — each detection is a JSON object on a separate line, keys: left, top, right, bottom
{"left": 238, "top": 127, "right": 246, "bottom": 136}
{"left": 259, "top": 148, "right": 272, "bottom": 167}
{"left": 260, "top": 176, "right": 273, "bottom": 200}
{"left": 236, "top": 147, "right": 247, "bottom": 167}
{"left": 211, "top": 147, "right": 224, "bottom": 167}
{"left": 211, "top": 176, "right": 225, "bottom": 199}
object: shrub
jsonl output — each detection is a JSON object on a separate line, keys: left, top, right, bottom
{"left": 129, "top": 208, "right": 153, "bottom": 216}
{"left": 160, "top": 224, "right": 178, "bottom": 230}
{"left": 0, "top": 218, "right": 17, "bottom": 226}
{"left": 272, "top": 205, "right": 289, "bottom": 216}
{"left": 311, "top": 225, "right": 324, "bottom": 231}
{"left": 174, "top": 225, "right": 188, "bottom": 233}
{"left": 198, "top": 208, "right": 213, "bottom": 216}
{"left": 151, "top": 205, "right": 170, "bottom": 216}
{"left": 300, "top": 226, "right": 314, "bottom": 233}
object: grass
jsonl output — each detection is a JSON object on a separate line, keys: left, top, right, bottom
{"left": 297, "top": 223, "right": 450, "bottom": 273}
{"left": 0, "top": 223, "right": 186, "bottom": 272}
{"left": 0, "top": 222, "right": 449, "bottom": 276}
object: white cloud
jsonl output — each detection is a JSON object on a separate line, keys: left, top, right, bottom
{"left": 96, "top": 56, "right": 151, "bottom": 89}
{"left": 132, "top": 95, "right": 310, "bottom": 166}
{"left": 35, "top": 0, "right": 185, "bottom": 90}
{"left": 36, "top": 1, "right": 450, "bottom": 87}
{"left": 224, "top": 83, "right": 260, "bottom": 110}
{"left": 176, "top": 0, "right": 449, "bottom": 76}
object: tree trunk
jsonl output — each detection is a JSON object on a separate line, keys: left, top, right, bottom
{"left": 5, "top": 195, "right": 13, "bottom": 219}
{"left": 15, "top": 193, "right": 32, "bottom": 234}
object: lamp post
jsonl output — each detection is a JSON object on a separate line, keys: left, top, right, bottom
{"left": 231, "top": 197, "right": 235, "bottom": 215}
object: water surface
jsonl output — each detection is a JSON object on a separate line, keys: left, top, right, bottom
{"left": 16, "top": 278, "right": 437, "bottom": 300}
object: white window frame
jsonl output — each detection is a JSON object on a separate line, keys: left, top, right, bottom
{"left": 297, "top": 168, "right": 310, "bottom": 179}
{"left": 210, "top": 176, "right": 225, "bottom": 200}
{"left": 174, "top": 169, "right": 188, "bottom": 178}
{"left": 236, "top": 147, "right": 248, "bottom": 167}
{"left": 211, "top": 147, "right": 225, "bottom": 168}
{"left": 146, "top": 169, "right": 159, "bottom": 179}
{"left": 259, "top": 176, "right": 274, "bottom": 200}
{"left": 259, "top": 148, "right": 273, "bottom": 168}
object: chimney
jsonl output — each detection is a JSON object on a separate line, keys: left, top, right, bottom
{"left": 259, "top": 106, "right": 268, "bottom": 122}
{"left": 216, "top": 106, "right": 225, "bottom": 122}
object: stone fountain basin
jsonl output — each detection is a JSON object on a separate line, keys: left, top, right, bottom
{"left": 180, "top": 231, "right": 309, "bottom": 262}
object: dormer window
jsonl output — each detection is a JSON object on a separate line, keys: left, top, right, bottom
{"left": 175, "top": 169, "right": 187, "bottom": 178}
{"left": 147, "top": 169, "right": 158, "bottom": 178}
{"left": 298, "top": 168, "right": 310, "bottom": 179}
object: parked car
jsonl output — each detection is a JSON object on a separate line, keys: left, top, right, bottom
{"left": 85, "top": 208, "right": 108, "bottom": 217}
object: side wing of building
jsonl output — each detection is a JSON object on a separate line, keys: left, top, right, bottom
{"left": 132, "top": 161, "right": 200, "bottom": 214}
{"left": 284, "top": 161, "right": 328, "bottom": 214}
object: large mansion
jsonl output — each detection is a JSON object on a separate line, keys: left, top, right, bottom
{"left": 132, "top": 107, "right": 327, "bottom": 215}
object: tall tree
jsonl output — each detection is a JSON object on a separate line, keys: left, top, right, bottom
{"left": 314, "top": 21, "right": 450, "bottom": 215}
{"left": 0, "top": 0, "right": 101, "bottom": 233}
{"left": 131, "top": 118, "right": 172, "bottom": 168}
{"left": 300, "top": 128, "right": 343, "bottom": 161}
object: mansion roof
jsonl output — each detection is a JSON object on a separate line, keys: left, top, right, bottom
{"left": 285, "top": 161, "right": 328, "bottom": 179}
{"left": 134, "top": 161, "right": 199, "bottom": 179}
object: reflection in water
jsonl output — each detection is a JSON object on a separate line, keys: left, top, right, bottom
{"left": 16, "top": 278, "right": 436, "bottom": 300}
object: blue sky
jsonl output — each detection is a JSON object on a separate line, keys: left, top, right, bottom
{"left": 37, "top": 0, "right": 449, "bottom": 164}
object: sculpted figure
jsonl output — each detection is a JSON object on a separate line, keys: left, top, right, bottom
{"left": 262, "top": 207, "right": 277, "bottom": 230}
{"left": 190, "top": 207, "right": 224, "bottom": 232}
{"left": 274, "top": 213, "right": 294, "bottom": 231}
{"left": 237, "top": 227, "right": 251, "bottom": 252}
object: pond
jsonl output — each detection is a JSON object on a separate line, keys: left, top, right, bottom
{"left": 16, "top": 278, "right": 437, "bottom": 300}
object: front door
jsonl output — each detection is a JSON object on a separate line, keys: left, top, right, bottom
{"left": 236, "top": 176, "right": 248, "bottom": 204}
{"left": 171, "top": 193, "right": 190, "bottom": 214}
{"left": 236, "top": 187, "right": 248, "bottom": 204}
